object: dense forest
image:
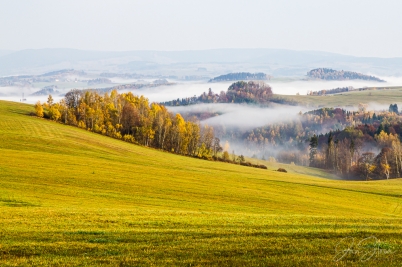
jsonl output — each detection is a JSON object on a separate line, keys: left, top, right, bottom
{"left": 161, "top": 81, "right": 273, "bottom": 106}
{"left": 308, "top": 119, "right": 402, "bottom": 180}
{"left": 225, "top": 104, "right": 402, "bottom": 180}
{"left": 34, "top": 90, "right": 216, "bottom": 158}
{"left": 209, "top": 72, "right": 269, "bottom": 82}
{"left": 307, "top": 68, "right": 385, "bottom": 82}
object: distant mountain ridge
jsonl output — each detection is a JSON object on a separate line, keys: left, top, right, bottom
{"left": 0, "top": 50, "right": 14, "bottom": 57}
{"left": 1, "top": 48, "right": 402, "bottom": 76}
{"left": 307, "top": 68, "right": 385, "bottom": 82}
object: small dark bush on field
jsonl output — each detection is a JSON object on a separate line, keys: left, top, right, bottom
{"left": 277, "top": 168, "right": 287, "bottom": 173}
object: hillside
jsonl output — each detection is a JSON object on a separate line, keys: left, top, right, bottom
{"left": 0, "top": 100, "right": 402, "bottom": 265}
{"left": 274, "top": 86, "right": 402, "bottom": 107}
{"left": 307, "top": 68, "right": 385, "bottom": 82}
{"left": 162, "top": 81, "right": 273, "bottom": 106}
{"left": 209, "top": 72, "right": 268, "bottom": 82}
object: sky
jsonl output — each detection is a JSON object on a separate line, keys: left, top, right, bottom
{"left": 1, "top": 0, "right": 401, "bottom": 58}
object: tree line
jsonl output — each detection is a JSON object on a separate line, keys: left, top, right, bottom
{"left": 34, "top": 90, "right": 216, "bottom": 158}
{"left": 308, "top": 86, "right": 353, "bottom": 96}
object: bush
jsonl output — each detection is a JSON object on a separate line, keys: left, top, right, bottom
{"left": 277, "top": 168, "right": 287, "bottom": 173}
{"left": 123, "top": 134, "right": 135, "bottom": 143}
{"left": 222, "top": 151, "right": 230, "bottom": 161}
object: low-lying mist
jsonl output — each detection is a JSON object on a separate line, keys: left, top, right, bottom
{"left": 132, "top": 81, "right": 233, "bottom": 102}
{"left": 2, "top": 75, "right": 402, "bottom": 105}
{"left": 168, "top": 103, "right": 306, "bottom": 130}
{"left": 270, "top": 76, "right": 402, "bottom": 95}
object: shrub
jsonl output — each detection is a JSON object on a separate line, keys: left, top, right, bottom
{"left": 78, "top": 120, "right": 86, "bottom": 129}
{"left": 123, "top": 134, "right": 135, "bottom": 143}
{"left": 222, "top": 151, "right": 230, "bottom": 161}
{"left": 277, "top": 168, "right": 287, "bottom": 173}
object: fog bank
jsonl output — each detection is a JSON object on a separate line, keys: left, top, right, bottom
{"left": 168, "top": 103, "right": 307, "bottom": 130}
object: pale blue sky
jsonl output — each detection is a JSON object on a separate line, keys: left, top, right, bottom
{"left": 1, "top": 0, "right": 401, "bottom": 57}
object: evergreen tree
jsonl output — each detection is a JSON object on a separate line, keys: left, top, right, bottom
{"left": 309, "top": 134, "right": 318, "bottom": 167}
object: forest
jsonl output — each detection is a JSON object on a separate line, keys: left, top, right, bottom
{"left": 308, "top": 119, "right": 402, "bottom": 180}
{"left": 34, "top": 89, "right": 267, "bottom": 170}
{"left": 161, "top": 81, "right": 273, "bottom": 106}
{"left": 230, "top": 104, "right": 402, "bottom": 180}
{"left": 209, "top": 72, "right": 269, "bottom": 82}
{"left": 34, "top": 90, "right": 216, "bottom": 158}
{"left": 307, "top": 68, "right": 385, "bottom": 82}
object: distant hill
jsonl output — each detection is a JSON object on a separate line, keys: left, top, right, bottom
{"left": 0, "top": 69, "right": 85, "bottom": 87}
{"left": 40, "top": 69, "right": 86, "bottom": 77}
{"left": 161, "top": 81, "right": 273, "bottom": 106}
{"left": 87, "top": 78, "right": 112, "bottom": 86}
{"left": 209, "top": 72, "right": 269, "bottom": 82}
{"left": 307, "top": 68, "right": 385, "bottom": 82}
{"left": 31, "top": 85, "right": 59, "bottom": 96}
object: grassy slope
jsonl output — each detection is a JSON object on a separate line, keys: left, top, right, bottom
{"left": 0, "top": 100, "right": 402, "bottom": 266}
{"left": 276, "top": 87, "right": 402, "bottom": 107}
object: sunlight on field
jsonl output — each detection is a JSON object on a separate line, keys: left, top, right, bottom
{"left": 277, "top": 87, "right": 402, "bottom": 108}
{"left": 0, "top": 100, "right": 401, "bottom": 266}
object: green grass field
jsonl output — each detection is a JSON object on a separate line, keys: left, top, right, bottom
{"left": 0, "top": 100, "right": 401, "bottom": 266}
{"left": 276, "top": 87, "right": 402, "bottom": 107}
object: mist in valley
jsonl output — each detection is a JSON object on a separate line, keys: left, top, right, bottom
{"left": 2, "top": 68, "right": 402, "bottom": 163}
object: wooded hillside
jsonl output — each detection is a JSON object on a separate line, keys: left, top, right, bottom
{"left": 307, "top": 68, "right": 385, "bottom": 82}
{"left": 209, "top": 72, "right": 268, "bottom": 82}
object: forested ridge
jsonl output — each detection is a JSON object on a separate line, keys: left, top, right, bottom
{"left": 161, "top": 81, "right": 273, "bottom": 106}
{"left": 209, "top": 72, "right": 268, "bottom": 82}
{"left": 307, "top": 68, "right": 385, "bottom": 82}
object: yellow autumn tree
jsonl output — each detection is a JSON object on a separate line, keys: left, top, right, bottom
{"left": 34, "top": 101, "right": 44, "bottom": 118}
{"left": 375, "top": 130, "right": 398, "bottom": 148}
{"left": 48, "top": 104, "right": 61, "bottom": 121}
